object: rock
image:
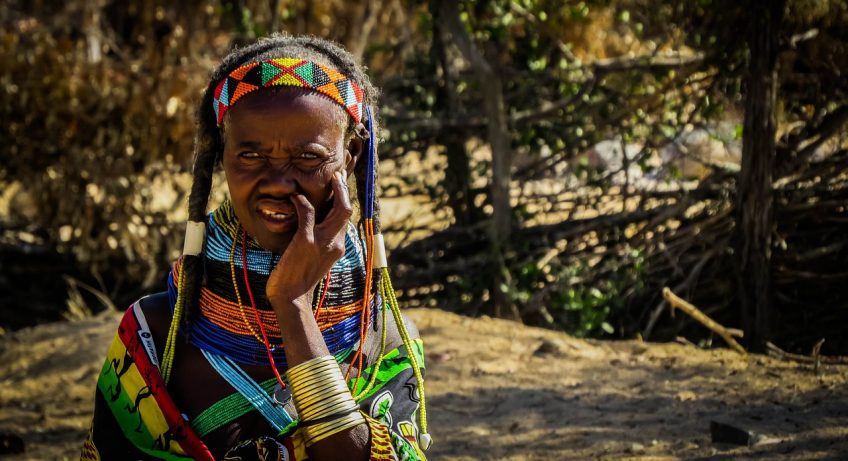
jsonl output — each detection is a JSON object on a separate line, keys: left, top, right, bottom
{"left": 533, "top": 339, "right": 564, "bottom": 356}
{"left": 429, "top": 351, "right": 452, "bottom": 363}
{"left": 676, "top": 390, "right": 697, "bottom": 401}
{"left": 710, "top": 420, "right": 764, "bottom": 446}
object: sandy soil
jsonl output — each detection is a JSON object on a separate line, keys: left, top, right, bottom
{"left": 1, "top": 308, "right": 847, "bottom": 460}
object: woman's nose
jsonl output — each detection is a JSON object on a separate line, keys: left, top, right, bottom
{"left": 258, "top": 160, "right": 298, "bottom": 195}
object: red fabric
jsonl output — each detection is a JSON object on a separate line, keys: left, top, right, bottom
{"left": 117, "top": 307, "right": 215, "bottom": 461}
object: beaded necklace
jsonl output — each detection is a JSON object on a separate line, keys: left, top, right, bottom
{"left": 238, "top": 228, "right": 328, "bottom": 401}
{"left": 168, "top": 200, "right": 371, "bottom": 368}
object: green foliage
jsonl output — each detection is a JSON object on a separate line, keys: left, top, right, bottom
{"left": 509, "top": 249, "right": 646, "bottom": 337}
{"left": 384, "top": 0, "right": 736, "bottom": 337}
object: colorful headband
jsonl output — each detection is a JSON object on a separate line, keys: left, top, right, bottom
{"left": 213, "top": 57, "right": 365, "bottom": 126}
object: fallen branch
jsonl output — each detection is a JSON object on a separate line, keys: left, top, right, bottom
{"left": 662, "top": 287, "right": 746, "bottom": 354}
{"left": 765, "top": 341, "right": 848, "bottom": 365}
{"left": 644, "top": 247, "right": 721, "bottom": 339}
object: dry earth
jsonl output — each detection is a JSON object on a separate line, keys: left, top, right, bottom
{"left": 1, "top": 308, "right": 847, "bottom": 460}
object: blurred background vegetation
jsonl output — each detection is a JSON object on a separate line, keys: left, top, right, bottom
{"left": 1, "top": 0, "right": 846, "bottom": 353}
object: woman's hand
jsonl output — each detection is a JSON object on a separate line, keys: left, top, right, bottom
{"left": 266, "top": 171, "right": 352, "bottom": 311}
{"left": 263, "top": 170, "right": 371, "bottom": 461}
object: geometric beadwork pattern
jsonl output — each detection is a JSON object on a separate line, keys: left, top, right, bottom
{"left": 213, "top": 57, "right": 364, "bottom": 125}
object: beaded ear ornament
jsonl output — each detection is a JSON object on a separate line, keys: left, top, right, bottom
{"left": 164, "top": 58, "right": 431, "bottom": 450}
{"left": 354, "top": 105, "right": 432, "bottom": 450}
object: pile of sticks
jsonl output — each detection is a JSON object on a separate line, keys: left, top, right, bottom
{"left": 389, "top": 148, "right": 848, "bottom": 353}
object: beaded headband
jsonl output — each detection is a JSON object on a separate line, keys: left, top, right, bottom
{"left": 212, "top": 57, "right": 365, "bottom": 126}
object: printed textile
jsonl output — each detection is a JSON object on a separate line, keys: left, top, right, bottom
{"left": 82, "top": 302, "right": 427, "bottom": 460}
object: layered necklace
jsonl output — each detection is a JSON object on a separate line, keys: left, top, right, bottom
{"left": 167, "top": 200, "right": 371, "bottom": 368}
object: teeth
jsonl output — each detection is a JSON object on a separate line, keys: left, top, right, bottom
{"left": 261, "top": 209, "right": 291, "bottom": 220}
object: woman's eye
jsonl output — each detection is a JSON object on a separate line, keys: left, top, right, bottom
{"left": 239, "top": 152, "right": 261, "bottom": 159}
{"left": 300, "top": 152, "right": 320, "bottom": 160}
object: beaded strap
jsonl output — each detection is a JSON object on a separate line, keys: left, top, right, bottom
{"left": 192, "top": 345, "right": 359, "bottom": 437}
{"left": 191, "top": 377, "right": 278, "bottom": 437}
{"left": 380, "top": 268, "right": 429, "bottom": 447}
{"left": 201, "top": 349, "right": 296, "bottom": 434}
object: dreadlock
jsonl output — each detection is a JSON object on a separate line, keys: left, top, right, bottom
{"left": 181, "top": 34, "right": 383, "bottom": 329}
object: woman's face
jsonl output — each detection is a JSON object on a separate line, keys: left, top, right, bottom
{"left": 221, "top": 89, "right": 357, "bottom": 253}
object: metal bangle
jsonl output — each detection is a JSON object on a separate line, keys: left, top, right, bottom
{"left": 299, "top": 398, "right": 358, "bottom": 421}
{"left": 299, "top": 404, "right": 360, "bottom": 427}
{"left": 292, "top": 381, "right": 349, "bottom": 406}
{"left": 294, "top": 392, "right": 344, "bottom": 411}
{"left": 289, "top": 369, "right": 345, "bottom": 390}
{"left": 287, "top": 361, "right": 339, "bottom": 382}
{"left": 286, "top": 356, "right": 337, "bottom": 379}
{"left": 303, "top": 412, "right": 365, "bottom": 447}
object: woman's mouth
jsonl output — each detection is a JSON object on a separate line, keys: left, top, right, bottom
{"left": 257, "top": 205, "right": 296, "bottom": 232}
{"left": 260, "top": 209, "right": 293, "bottom": 221}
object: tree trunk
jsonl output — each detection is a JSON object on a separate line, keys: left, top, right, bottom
{"left": 440, "top": 0, "right": 518, "bottom": 320}
{"left": 429, "top": 0, "right": 480, "bottom": 227}
{"left": 344, "top": 0, "right": 380, "bottom": 60}
{"left": 268, "top": 0, "right": 279, "bottom": 34}
{"left": 735, "top": 0, "right": 785, "bottom": 351}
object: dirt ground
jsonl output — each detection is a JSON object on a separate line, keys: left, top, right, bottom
{"left": 1, "top": 308, "right": 846, "bottom": 460}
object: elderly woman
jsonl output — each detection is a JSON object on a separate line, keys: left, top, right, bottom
{"left": 81, "top": 35, "right": 429, "bottom": 460}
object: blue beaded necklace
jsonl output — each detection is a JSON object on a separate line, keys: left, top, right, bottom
{"left": 167, "top": 201, "right": 372, "bottom": 367}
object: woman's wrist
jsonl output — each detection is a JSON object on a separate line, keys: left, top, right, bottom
{"left": 268, "top": 290, "right": 314, "bottom": 316}
{"left": 269, "top": 291, "right": 332, "bottom": 367}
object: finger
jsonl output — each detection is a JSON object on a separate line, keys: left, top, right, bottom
{"left": 291, "top": 194, "right": 316, "bottom": 239}
{"left": 316, "top": 171, "right": 353, "bottom": 235}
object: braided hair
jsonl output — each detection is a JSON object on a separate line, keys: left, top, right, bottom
{"left": 182, "top": 34, "right": 383, "bottom": 328}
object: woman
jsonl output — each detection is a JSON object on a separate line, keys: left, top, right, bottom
{"left": 81, "top": 35, "right": 430, "bottom": 460}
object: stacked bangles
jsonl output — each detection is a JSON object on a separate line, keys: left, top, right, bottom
{"left": 287, "top": 355, "right": 366, "bottom": 447}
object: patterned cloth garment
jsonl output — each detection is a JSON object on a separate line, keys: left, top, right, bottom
{"left": 81, "top": 303, "right": 427, "bottom": 460}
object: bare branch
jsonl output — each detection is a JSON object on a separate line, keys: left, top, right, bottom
{"left": 592, "top": 53, "right": 705, "bottom": 73}
{"left": 663, "top": 287, "right": 746, "bottom": 354}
